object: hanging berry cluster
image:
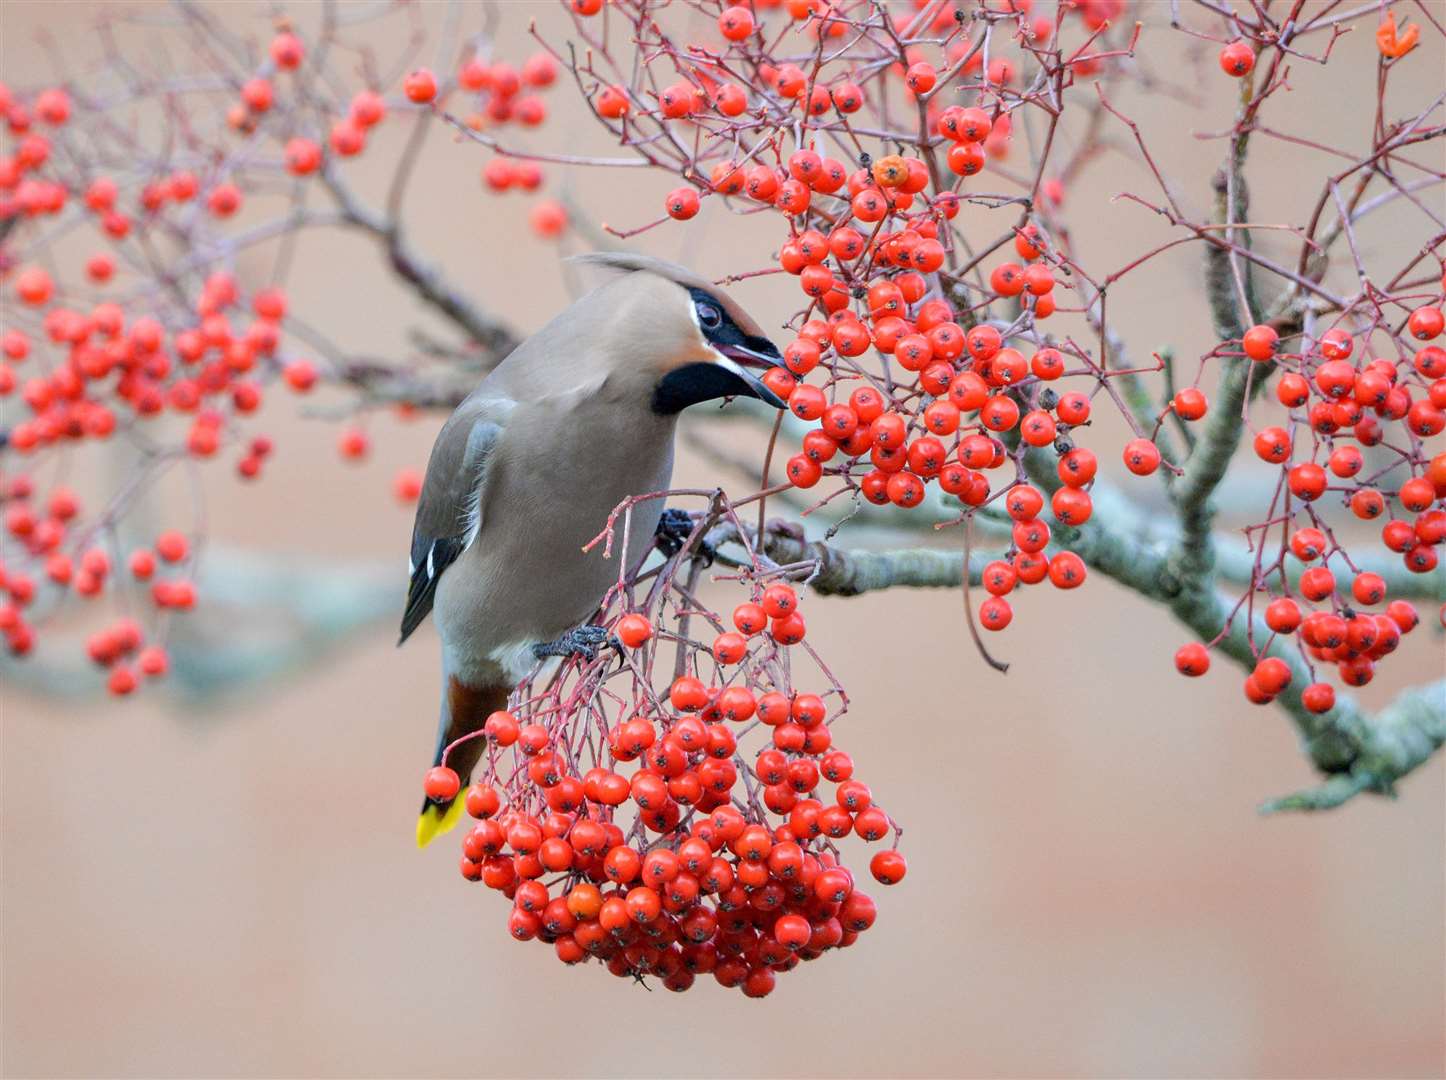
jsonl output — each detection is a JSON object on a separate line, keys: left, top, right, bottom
{"left": 1170, "top": 314, "right": 1445, "bottom": 707}
{"left": 422, "top": 499, "right": 902, "bottom": 996}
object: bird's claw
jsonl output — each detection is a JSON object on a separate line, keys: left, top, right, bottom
{"left": 532, "top": 625, "right": 620, "bottom": 663}
{"left": 654, "top": 508, "right": 714, "bottom": 565}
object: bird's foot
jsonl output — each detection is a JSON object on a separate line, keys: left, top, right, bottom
{"left": 532, "top": 625, "right": 620, "bottom": 663}
{"left": 654, "top": 508, "right": 714, "bottom": 565}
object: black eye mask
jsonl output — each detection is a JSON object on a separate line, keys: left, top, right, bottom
{"left": 686, "top": 286, "right": 779, "bottom": 359}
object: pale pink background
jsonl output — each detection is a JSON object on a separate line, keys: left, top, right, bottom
{"left": 2, "top": 3, "right": 1442, "bottom": 1077}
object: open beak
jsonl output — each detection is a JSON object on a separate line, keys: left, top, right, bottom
{"left": 715, "top": 343, "right": 787, "bottom": 409}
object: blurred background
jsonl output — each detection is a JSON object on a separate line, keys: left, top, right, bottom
{"left": 2, "top": 2, "right": 1442, "bottom": 1077}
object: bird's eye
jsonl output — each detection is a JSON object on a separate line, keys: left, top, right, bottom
{"left": 697, "top": 302, "right": 722, "bottom": 329}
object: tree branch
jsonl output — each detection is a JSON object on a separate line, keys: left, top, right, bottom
{"left": 319, "top": 166, "right": 519, "bottom": 358}
{"left": 1259, "top": 680, "right": 1446, "bottom": 813}
{"left": 761, "top": 446, "right": 1446, "bottom": 813}
{"left": 1170, "top": 158, "right": 1258, "bottom": 576}
{"left": 755, "top": 521, "right": 985, "bottom": 595}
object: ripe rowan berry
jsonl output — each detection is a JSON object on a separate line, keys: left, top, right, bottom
{"left": 270, "top": 32, "right": 304, "bottom": 69}
{"left": 771, "top": 612, "right": 807, "bottom": 644}
{"left": 529, "top": 201, "right": 568, "bottom": 238}
{"left": 108, "top": 665, "right": 138, "bottom": 696}
{"left": 981, "top": 395, "right": 1020, "bottom": 432}
{"left": 1253, "top": 426, "right": 1291, "bottom": 463}
{"left": 1122, "top": 438, "right": 1162, "bottom": 476}
{"left": 127, "top": 549, "right": 156, "bottom": 580}
{"left": 1301, "top": 682, "right": 1335, "bottom": 713}
{"left": 14, "top": 266, "right": 54, "bottom": 306}
{"left": 1327, "top": 446, "right": 1363, "bottom": 479}
{"left": 1174, "top": 642, "right": 1210, "bottom": 676}
{"left": 1295, "top": 462, "right": 1324, "bottom": 500}
{"left": 1408, "top": 306, "right": 1443, "bottom": 341}
{"left": 1253, "top": 656, "right": 1292, "bottom": 695}
{"left": 338, "top": 428, "right": 369, "bottom": 461}
{"left": 978, "top": 596, "right": 1012, "bottom": 631}
{"left": 425, "top": 766, "right": 461, "bottom": 803}
{"left": 1319, "top": 329, "right": 1353, "bottom": 361}
{"left": 596, "top": 84, "right": 629, "bottom": 118}
{"left": 869, "top": 850, "right": 906, "bottom": 884}
{"left": 1057, "top": 447, "right": 1097, "bottom": 488}
{"left": 990, "top": 262, "right": 1025, "bottom": 296}
{"left": 1399, "top": 476, "right": 1435, "bottom": 512}
{"left": 1259, "top": 597, "right": 1300, "bottom": 637}
{"left": 404, "top": 69, "right": 438, "bottom": 104}
{"left": 1173, "top": 387, "right": 1208, "bottom": 420}
{"left": 155, "top": 530, "right": 188, "bottom": 563}
{"left": 670, "top": 675, "right": 709, "bottom": 712}
{"left": 1290, "top": 527, "right": 1328, "bottom": 562}
{"left": 1242, "top": 324, "right": 1278, "bottom": 361}
{"left": 1219, "top": 41, "right": 1255, "bottom": 75}
{"left": 1300, "top": 566, "right": 1336, "bottom": 601}
{"left": 483, "top": 709, "right": 520, "bottom": 747}
{"left": 712, "top": 631, "right": 748, "bottom": 665}
{"left": 615, "top": 614, "right": 653, "bottom": 648}
{"left": 1047, "top": 551, "right": 1086, "bottom": 589}
{"left": 1276, "top": 372, "right": 1310, "bottom": 408}
{"left": 1028, "top": 347, "right": 1064, "bottom": 381}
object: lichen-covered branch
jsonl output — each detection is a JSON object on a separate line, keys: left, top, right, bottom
{"left": 1259, "top": 680, "right": 1446, "bottom": 813}
{"left": 756, "top": 521, "right": 985, "bottom": 595}
{"left": 758, "top": 462, "right": 1444, "bottom": 814}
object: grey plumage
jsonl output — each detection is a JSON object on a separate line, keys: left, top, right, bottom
{"left": 403, "top": 255, "right": 784, "bottom": 844}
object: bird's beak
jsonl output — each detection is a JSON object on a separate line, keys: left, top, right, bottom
{"left": 715, "top": 343, "right": 787, "bottom": 409}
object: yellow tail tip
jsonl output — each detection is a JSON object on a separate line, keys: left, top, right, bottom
{"left": 417, "top": 797, "right": 467, "bottom": 849}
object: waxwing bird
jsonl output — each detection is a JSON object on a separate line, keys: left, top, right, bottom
{"left": 401, "top": 253, "right": 786, "bottom": 846}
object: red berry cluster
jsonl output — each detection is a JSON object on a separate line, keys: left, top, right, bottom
{"left": 761, "top": 217, "right": 1093, "bottom": 635}
{"left": 1172, "top": 309, "right": 1446, "bottom": 705}
{"left": 1, "top": 23, "right": 566, "bottom": 674}
{"left": 0, "top": 457, "right": 202, "bottom": 673}
{"left": 452, "top": 50, "right": 569, "bottom": 237}
{"left": 561, "top": 1, "right": 1143, "bottom": 642}
{"left": 426, "top": 571, "right": 902, "bottom": 997}
{"left": 560, "top": 0, "right": 1444, "bottom": 682}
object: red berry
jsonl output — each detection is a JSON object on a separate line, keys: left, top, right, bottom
{"left": 1242, "top": 324, "right": 1278, "bottom": 361}
{"left": 1253, "top": 656, "right": 1292, "bottom": 695}
{"left": 1253, "top": 427, "right": 1291, "bottom": 463}
{"left": 978, "top": 596, "right": 1012, "bottom": 631}
{"left": 1408, "top": 306, "right": 1443, "bottom": 341}
{"left": 1122, "top": 438, "right": 1161, "bottom": 476}
{"left": 404, "top": 69, "right": 438, "bottom": 104}
{"left": 615, "top": 613, "right": 653, "bottom": 648}
{"left": 1174, "top": 642, "right": 1210, "bottom": 676}
{"left": 1219, "top": 41, "right": 1255, "bottom": 76}
{"left": 717, "top": 5, "right": 755, "bottom": 40}
{"left": 393, "top": 468, "right": 423, "bottom": 504}
{"left": 424, "top": 766, "right": 461, "bottom": 803}
{"left": 1297, "top": 682, "right": 1334, "bottom": 713}
{"left": 270, "top": 32, "right": 304, "bottom": 70}
{"left": 155, "top": 530, "right": 189, "bottom": 563}
{"left": 869, "top": 850, "right": 906, "bottom": 885}
{"left": 1173, "top": 387, "right": 1208, "bottom": 420}
{"left": 760, "top": 583, "right": 797, "bottom": 619}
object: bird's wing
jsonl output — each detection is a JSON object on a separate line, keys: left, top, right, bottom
{"left": 398, "top": 396, "right": 513, "bottom": 644}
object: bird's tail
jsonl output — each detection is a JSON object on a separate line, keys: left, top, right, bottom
{"left": 417, "top": 676, "right": 509, "bottom": 849}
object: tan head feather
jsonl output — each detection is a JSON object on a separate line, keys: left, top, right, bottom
{"left": 567, "top": 252, "right": 768, "bottom": 340}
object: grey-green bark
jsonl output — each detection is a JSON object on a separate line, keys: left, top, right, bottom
{"left": 757, "top": 508, "right": 1445, "bottom": 814}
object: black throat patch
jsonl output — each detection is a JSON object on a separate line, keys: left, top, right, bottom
{"left": 652, "top": 361, "right": 756, "bottom": 414}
